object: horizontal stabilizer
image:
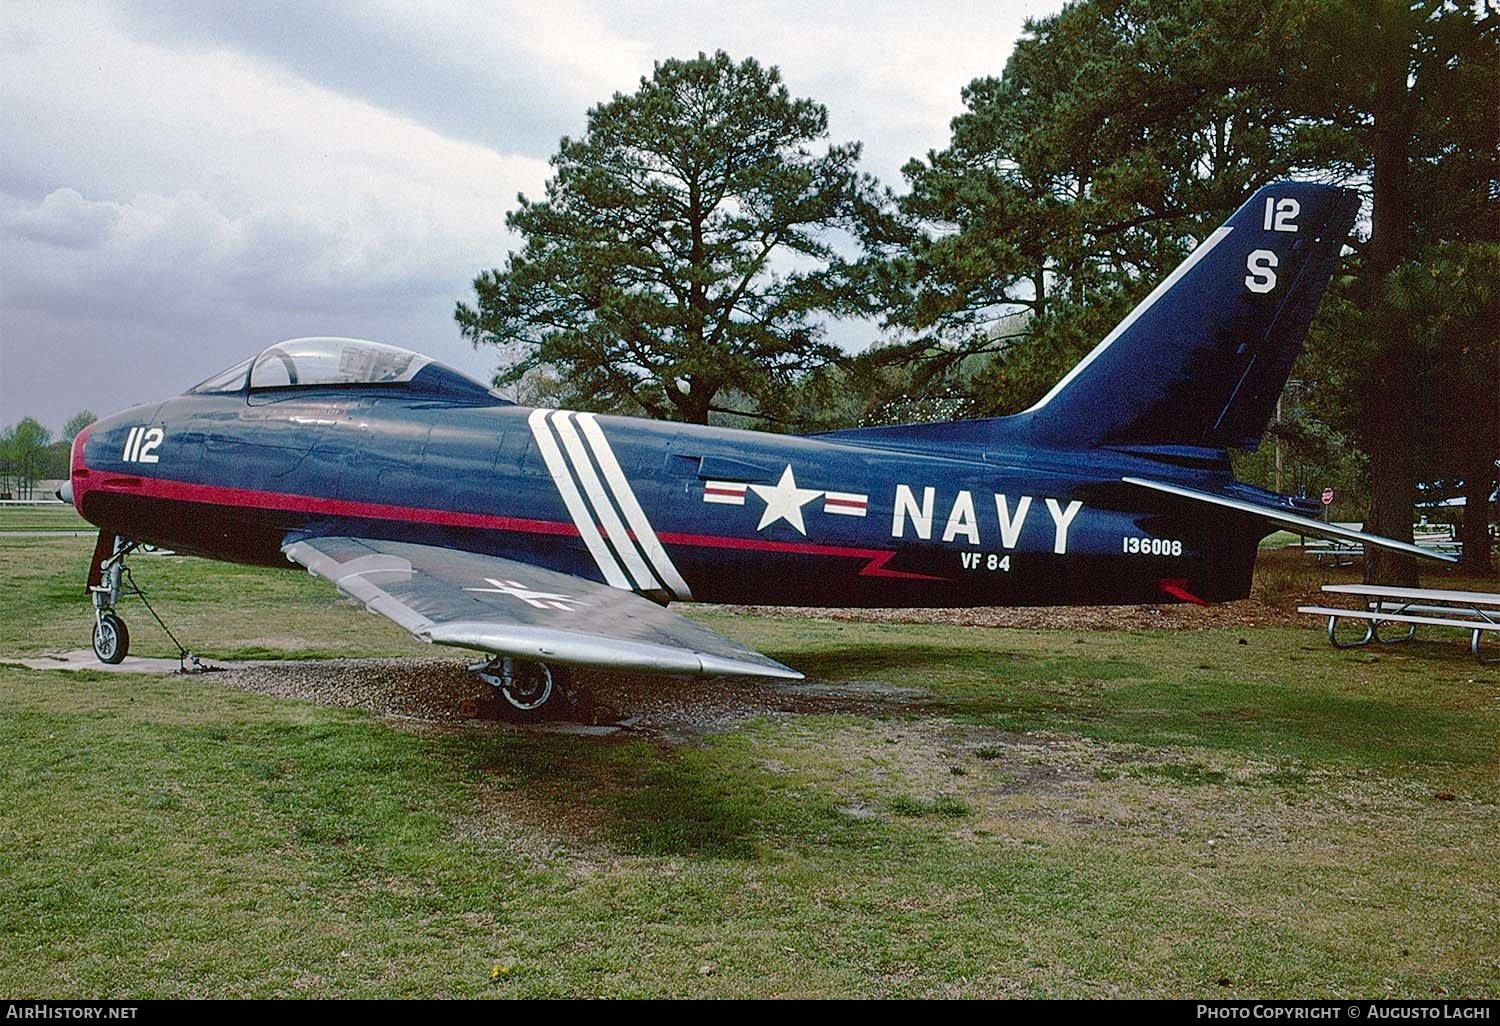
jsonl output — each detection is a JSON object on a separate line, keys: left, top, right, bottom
{"left": 1121, "top": 477, "right": 1457, "bottom": 564}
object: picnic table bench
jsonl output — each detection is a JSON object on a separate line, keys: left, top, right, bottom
{"left": 1306, "top": 541, "right": 1363, "bottom": 567}
{"left": 1299, "top": 584, "right": 1499, "bottom": 665}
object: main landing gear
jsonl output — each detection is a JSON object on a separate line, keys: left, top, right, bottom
{"left": 90, "top": 536, "right": 136, "bottom": 664}
{"left": 470, "top": 656, "right": 574, "bottom": 718}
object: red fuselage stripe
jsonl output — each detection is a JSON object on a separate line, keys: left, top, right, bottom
{"left": 79, "top": 470, "right": 946, "bottom": 580}
{"left": 652, "top": 530, "right": 943, "bottom": 580}
{"left": 83, "top": 473, "right": 579, "bottom": 536}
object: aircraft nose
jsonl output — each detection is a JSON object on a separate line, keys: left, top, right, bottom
{"left": 56, "top": 480, "right": 73, "bottom": 504}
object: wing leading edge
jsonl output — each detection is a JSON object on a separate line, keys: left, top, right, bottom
{"left": 282, "top": 536, "right": 802, "bottom": 679}
{"left": 1121, "top": 477, "right": 1458, "bottom": 564}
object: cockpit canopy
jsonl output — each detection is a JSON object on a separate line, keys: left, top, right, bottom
{"left": 190, "top": 337, "right": 502, "bottom": 402}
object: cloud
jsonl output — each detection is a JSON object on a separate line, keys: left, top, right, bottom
{"left": 6, "top": 189, "right": 328, "bottom": 325}
{"left": 1, "top": 3, "right": 552, "bottom": 213}
{"left": 1, "top": 173, "right": 538, "bottom": 418}
{"left": 98, "top": 0, "right": 1055, "bottom": 188}
{"left": 5, "top": 188, "right": 123, "bottom": 248}
{"left": 108, "top": 0, "right": 646, "bottom": 156}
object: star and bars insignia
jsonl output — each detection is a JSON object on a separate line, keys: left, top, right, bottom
{"left": 702, "top": 464, "right": 867, "bottom": 535}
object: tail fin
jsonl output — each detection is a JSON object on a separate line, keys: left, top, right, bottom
{"left": 1026, "top": 181, "right": 1359, "bottom": 452}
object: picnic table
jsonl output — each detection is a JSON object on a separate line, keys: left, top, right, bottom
{"left": 1303, "top": 526, "right": 1462, "bottom": 566}
{"left": 1299, "top": 584, "right": 1499, "bottom": 665}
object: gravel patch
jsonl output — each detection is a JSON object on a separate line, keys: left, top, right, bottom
{"left": 208, "top": 657, "right": 930, "bottom": 739}
{"left": 211, "top": 658, "right": 486, "bottom": 721}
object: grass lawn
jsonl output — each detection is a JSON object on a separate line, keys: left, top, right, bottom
{"left": 1258, "top": 530, "right": 1307, "bottom": 550}
{"left": 0, "top": 504, "right": 91, "bottom": 533}
{"left": 0, "top": 534, "right": 1496, "bottom": 998}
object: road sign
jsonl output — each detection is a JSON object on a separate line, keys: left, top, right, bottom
{"left": 1321, "top": 488, "right": 1334, "bottom": 506}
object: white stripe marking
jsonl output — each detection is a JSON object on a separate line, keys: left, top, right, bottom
{"left": 824, "top": 491, "right": 867, "bottom": 503}
{"left": 1025, "top": 226, "right": 1234, "bottom": 412}
{"left": 823, "top": 490, "right": 868, "bottom": 517}
{"left": 575, "top": 411, "right": 693, "bottom": 601}
{"left": 526, "top": 408, "right": 632, "bottom": 590}
{"left": 703, "top": 481, "right": 747, "bottom": 505}
{"left": 550, "top": 410, "right": 660, "bottom": 591}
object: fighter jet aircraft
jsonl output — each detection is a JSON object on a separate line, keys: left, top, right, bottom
{"left": 60, "top": 181, "right": 1451, "bottom": 714}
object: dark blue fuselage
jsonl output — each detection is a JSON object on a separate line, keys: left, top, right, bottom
{"left": 72, "top": 387, "right": 1264, "bottom": 609}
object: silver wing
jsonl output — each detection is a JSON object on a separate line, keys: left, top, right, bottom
{"left": 282, "top": 536, "right": 802, "bottom": 679}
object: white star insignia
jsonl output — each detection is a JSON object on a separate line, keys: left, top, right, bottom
{"left": 464, "top": 577, "right": 577, "bottom": 611}
{"left": 749, "top": 465, "right": 822, "bottom": 535}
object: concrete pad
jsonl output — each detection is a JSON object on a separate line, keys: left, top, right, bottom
{"left": 526, "top": 722, "right": 622, "bottom": 736}
{"left": 1, "top": 649, "right": 274, "bottom": 674}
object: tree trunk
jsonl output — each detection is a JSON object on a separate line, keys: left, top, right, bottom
{"left": 676, "top": 377, "right": 712, "bottom": 425}
{"left": 1363, "top": 396, "right": 1418, "bottom": 585}
{"left": 1362, "top": 29, "right": 1419, "bottom": 587}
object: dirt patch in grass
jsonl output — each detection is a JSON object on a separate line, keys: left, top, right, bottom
{"left": 593, "top": 675, "right": 932, "bottom": 741}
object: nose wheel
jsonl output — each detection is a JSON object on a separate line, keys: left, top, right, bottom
{"left": 471, "top": 656, "right": 572, "bottom": 717}
{"left": 92, "top": 611, "right": 130, "bottom": 664}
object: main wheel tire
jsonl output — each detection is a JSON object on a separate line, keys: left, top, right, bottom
{"left": 501, "top": 660, "right": 557, "bottom": 711}
{"left": 474, "top": 659, "right": 575, "bottom": 719}
{"left": 93, "top": 613, "right": 129, "bottom": 664}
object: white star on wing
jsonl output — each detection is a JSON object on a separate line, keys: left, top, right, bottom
{"left": 464, "top": 577, "right": 577, "bottom": 611}
{"left": 749, "top": 465, "right": 822, "bottom": 535}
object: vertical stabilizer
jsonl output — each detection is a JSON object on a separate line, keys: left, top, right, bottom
{"left": 1026, "top": 182, "right": 1359, "bottom": 452}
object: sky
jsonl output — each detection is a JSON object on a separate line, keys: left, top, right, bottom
{"left": 0, "top": 0, "right": 1061, "bottom": 434}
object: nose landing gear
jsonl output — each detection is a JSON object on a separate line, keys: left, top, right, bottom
{"left": 89, "top": 535, "right": 136, "bottom": 664}
{"left": 84, "top": 534, "right": 201, "bottom": 671}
